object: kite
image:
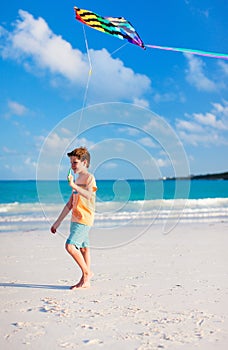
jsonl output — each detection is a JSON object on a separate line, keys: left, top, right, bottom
{"left": 74, "top": 6, "right": 228, "bottom": 60}
{"left": 74, "top": 6, "right": 145, "bottom": 49}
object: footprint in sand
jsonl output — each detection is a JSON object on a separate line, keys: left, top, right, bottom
{"left": 83, "top": 338, "right": 103, "bottom": 345}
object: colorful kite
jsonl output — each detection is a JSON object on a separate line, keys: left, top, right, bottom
{"left": 74, "top": 6, "right": 228, "bottom": 60}
{"left": 74, "top": 6, "right": 145, "bottom": 49}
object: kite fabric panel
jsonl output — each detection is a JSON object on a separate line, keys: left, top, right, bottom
{"left": 74, "top": 5, "right": 228, "bottom": 60}
{"left": 74, "top": 6, "right": 145, "bottom": 48}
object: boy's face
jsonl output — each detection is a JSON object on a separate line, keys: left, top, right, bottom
{"left": 70, "top": 156, "right": 87, "bottom": 174}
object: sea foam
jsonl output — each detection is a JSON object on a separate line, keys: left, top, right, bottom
{"left": 0, "top": 198, "right": 227, "bottom": 232}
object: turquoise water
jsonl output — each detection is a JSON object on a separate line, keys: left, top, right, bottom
{"left": 0, "top": 179, "right": 228, "bottom": 232}
{"left": 0, "top": 179, "right": 228, "bottom": 204}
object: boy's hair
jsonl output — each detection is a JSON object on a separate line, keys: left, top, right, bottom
{"left": 67, "top": 147, "right": 90, "bottom": 168}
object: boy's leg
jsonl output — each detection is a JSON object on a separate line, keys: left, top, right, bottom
{"left": 65, "top": 243, "right": 90, "bottom": 289}
{"left": 80, "top": 247, "right": 91, "bottom": 271}
{"left": 80, "top": 247, "right": 94, "bottom": 278}
{"left": 74, "top": 248, "right": 93, "bottom": 288}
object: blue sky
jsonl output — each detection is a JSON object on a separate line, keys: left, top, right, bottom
{"left": 0, "top": 0, "right": 227, "bottom": 180}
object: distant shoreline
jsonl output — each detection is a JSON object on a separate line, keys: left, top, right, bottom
{"left": 165, "top": 171, "right": 228, "bottom": 181}
{"left": 0, "top": 171, "right": 227, "bottom": 182}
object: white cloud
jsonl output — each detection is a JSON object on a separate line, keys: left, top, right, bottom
{"left": 156, "top": 158, "right": 171, "bottom": 168}
{"left": 176, "top": 101, "right": 228, "bottom": 146}
{"left": 89, "top": 49, "right": 151, "bottom": 102}
{"left": 60, "top": 127, "right": 72, "bottom": 136}
{"left": 3, "top": 100, "right": 28, "bottom": 119}
{"left": 24, "top": 157, "right": 36, "bottom": 168}
{"left": 212, "top": 101, "right": 228, "bottom": 118}
{"left": 39, "top": 132, "right": 94, "bottom": 156}
{"left": 176, "top": 119, "right": 204, "bottom": 133}
{"left": 184, "top": 0, "right": 210, "bottom": 17}
{"left": 8, "top": 100, "right": 28, "bottom": 116}
{"left": 133, "top": 98, "right": 149, "bottom": 109}
{"left": 0, "top": 10, "right": 151, "bottom": 104}
{"left": 138, "top": 137, "right": 157, "bottom": 148}
{"left": 154, "top": 92, "right": 176, "bottom": 103}
{"left": 184, "top": 54, "right": 217, "bottom": 91}
{"left": 36, "top": 130, "right": 95, "bottom": 179}
{"left": 102, "top": 162, "right": 118, "bottom": 169}
{"left": 118, "top": 126, "right": 140, "bottom": 137}
{"left": 193, "top": 112, "right": 227, "bottom": 130}
{"left": 43, "top": 132, "right": 71, "bottom": 152}
{"left": 218, "top": 61, "right": 228, "bottom": 75}
{"left": 114, "top": 142, "right": 126, "bottom": 153}
{"left": 2, "top": 146, "right": 17, "bottom": 154}
{"left": 178, "top": 130, "right": 226, "bottom": 147}
{"left": 1, "top": 10, "right": 88, "bottom": 83}
{"left": 153, "top": 91, "right": 186, "bottom": 104}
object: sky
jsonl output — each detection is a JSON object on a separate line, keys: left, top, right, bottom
{"left": 0, "top": 0, "right": 228, "bottom": 180}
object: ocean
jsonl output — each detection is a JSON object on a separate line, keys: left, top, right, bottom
{"left": 0, "top": 179, "right": 228, "bottom": 234}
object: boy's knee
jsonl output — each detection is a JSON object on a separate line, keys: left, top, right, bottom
{"left": 65, "top": 243, "right": 73, "bottom": 253}
{"left": 80, "top": 247, "right": 90, "bottom": 254}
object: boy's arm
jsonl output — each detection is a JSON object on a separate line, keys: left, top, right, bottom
{"left": 50, "top": 195, "right": 73, "bottom": 234}
{"left": 68, "top": 175, "right": 96, "bottom": 200}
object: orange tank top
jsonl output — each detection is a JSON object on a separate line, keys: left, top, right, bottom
{"left": 71, "top": 174, "right": 97, "bottom": 226}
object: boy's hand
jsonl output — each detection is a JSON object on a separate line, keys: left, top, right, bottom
{"left": 67, "top": 174, "right": 74, "bottom": 183}
{"left": 50, "top": 226, "right": 56, "bottom": 234}
{"left": 50, "top": 222, "right": 59, "bottom": 234}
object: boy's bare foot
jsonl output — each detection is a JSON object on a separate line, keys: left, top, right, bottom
{"left": 70, "top": 278, "right": 90, "bottom": 289}
{"left": 70, "top": 280, "right": 81, "bottom": 290}
{"left": 70, "top": 271, "right": 94, "bottom": 290}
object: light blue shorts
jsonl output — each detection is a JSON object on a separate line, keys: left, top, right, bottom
{"left": 66, "top": 222, "right": 90, "bottom": 249}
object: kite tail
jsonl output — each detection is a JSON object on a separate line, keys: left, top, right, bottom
{"left": 145, "top": 44, "right": 228, "bottom": 60}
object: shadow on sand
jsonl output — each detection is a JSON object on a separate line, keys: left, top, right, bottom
{"left": 0, "top": 282, "right": 69, "bottom": 290}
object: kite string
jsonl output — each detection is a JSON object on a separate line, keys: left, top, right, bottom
{"left": 75, "top": 27, "right": 127, "bottom": 139}
{"left": 83, "top": 25, "right": 92, "bottom": 75}
{"left": 110, "top": 42, "right": 129, "bottom": 57}
{"left": 76, "top": 28, "right": 128, "bottom": 137}
{"left": 76, "top": 25, "right": 93, "bottom": 137}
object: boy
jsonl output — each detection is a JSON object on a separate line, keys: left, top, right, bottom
{"left": 51, "top": 147, "right": 97, "bottom": 289}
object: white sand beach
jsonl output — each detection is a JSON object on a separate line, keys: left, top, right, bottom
{"left": 0, "top": 221, "right": 228, "bottom": 349}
